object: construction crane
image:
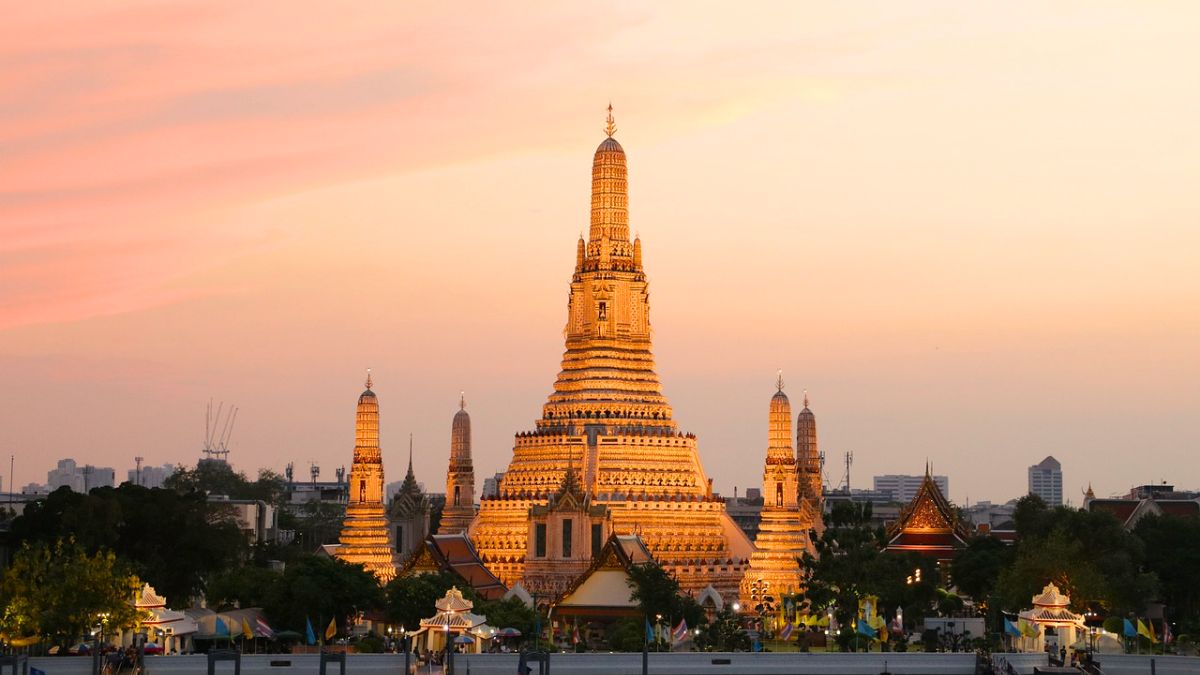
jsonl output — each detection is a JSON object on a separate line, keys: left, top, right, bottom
{"left": 202, "top": 399, "right": 238, "bottom": 463}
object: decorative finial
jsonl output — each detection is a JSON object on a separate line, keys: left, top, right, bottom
{"left": 776, "top": 370, "right": 785, "bottom": 392}
{"left": 408, "top": 433, "right": 414, "bottom": 472}
{"left": 365, "top": 368, "right": 373, "bottom": 390}
{"left": 803, "top": 389, "right": 809, "bottom": 409}
{"left": 460, "top": 391, "right": 466, "bottom": 411}
{"left": 605, "top": 102, "right": 616, "bottom": 138}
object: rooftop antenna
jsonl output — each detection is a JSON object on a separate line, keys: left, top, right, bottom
{"left": 842, "top": 451, "right": 854, "bottom": 492}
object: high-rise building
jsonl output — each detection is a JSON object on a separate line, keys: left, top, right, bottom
{"left": 439, "top": 395, "right": 475, "bottom": 534}
{"left": 335, "top": 372, "right": 398, "bottom": 582}
{"left": 1028, "top": 456, "right": 1063, "bottom": 506}
{"left": 127, "top": 463, "right": 176, "bottom": 488}
{"left": 469, "top": 107, "right": 753, "bottom": 602}
{"left": 48, "top": 458, "right": 115, "bottom": 493}
{"left": 874, "top": 474, "right": 949, "bottom": 504}
{"left": 741, "top": 378, "right": 818, "bottom": 604}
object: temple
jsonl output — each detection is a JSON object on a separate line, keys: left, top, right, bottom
{"left": 388, "top": 435, "right": 431, "bottom": 562}
{"left": 740, "top": 377, "right": 819, "bottom": 607}
{"left": 440, "top": 395, "right": 476, "bottom": 535}
{"left": 884, "top": 465, "right": 970, "bottom": 563}
{"left": 469, "top": 106, "right": 753, "bottom": 603}
{"left": 335, "top": 371, "right": 399, "bottom": 582}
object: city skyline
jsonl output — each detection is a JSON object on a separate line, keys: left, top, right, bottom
{"left": 3, "top": 3, "right": 1199, "bottom": 504}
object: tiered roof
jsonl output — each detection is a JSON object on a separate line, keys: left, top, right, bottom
{"left": 885, "top": 468, "right": 970, "bottom": 559}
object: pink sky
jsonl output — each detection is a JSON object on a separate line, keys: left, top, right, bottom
{"left": 2, "top": 2, "right": 1198, "bottom": 504}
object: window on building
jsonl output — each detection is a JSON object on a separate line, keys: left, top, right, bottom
{"left": 591, "top": 523, "right": 602, "bottom": 558}
{"left": 562, "top": 519, "right": 573, "bottom": 558}
{"left": 535, "top": 523, "right": 547, "bottom": 558}
{"left": 454, "top": 485, "right": 461, "bottom": 506}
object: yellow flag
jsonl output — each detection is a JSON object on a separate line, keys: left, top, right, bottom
{"left": 326, "top": 617, "right": 337, "bottom": 640}
{"left": 1137, "top": 619, "right": 1158, "bottom": 644}
{"left": 242, "top": 618, "right": 254, "bottom": 640}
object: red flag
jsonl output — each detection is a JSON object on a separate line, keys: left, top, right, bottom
{"left": 572, "top": 623, "right": 580, "bottom": 644}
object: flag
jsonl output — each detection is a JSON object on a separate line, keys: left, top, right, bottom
{"left": 242, "top": 618, "right": 254, "bottom": 640}
{"left": 1163, "top": 620, "right": 1173, "bottom": 645}
{"left": 572, "top": 623, "right": 580, "bottom": 645}
{"left": 1018, "top": 619, "right": 1039, "bottom": 638}
{"left": 1123, "top": 619, "right": 1137, "bottom": 638}
{"left": 255, "top": 617, "right": 274, "bottom": 639}
{"left": 1004, "top": 619, "right": 1022, "bottom": 638}
{"left": 1137, "top": 619, "right": 1157, "bottom": 644}
{"left": 779, "top": 622, "right": 794, "bottom": 641}
{"left": 215, "top": 616, "right": 230, "bottom": 637}
{"left": 671, "top": 618, "right": 688, "bottom": 644}
{"left": 325, "top": 617, "right": 337, "bottom": 641}
{"left": 645, "top": 618, "right": 654, "bottom": 644}
{"left": 856, "top": 619, "right": 877, "bottom": 639}
{"left": 858, "top": 596, "right": 878, "bottom": 624}
{"left": 305, "top": 617, "right": 316, "bottom": 645}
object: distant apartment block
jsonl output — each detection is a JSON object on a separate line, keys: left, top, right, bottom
{"left": 874, "top": 474, "right": 949, "bottom": 504}
{"left": 1028, "top": 456, "right": 1063, "bottom": 506}
{"left": 126, "top": 463, "right": 176, "bottom": 488}
{"left": 47, "top": 458, "right": 115, "bottom": 493}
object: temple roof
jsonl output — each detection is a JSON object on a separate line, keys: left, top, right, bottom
{"left": 398, "top": 534, "right": 507, "bottom": 600}
{"left": 556, "top": 533, "right": 653, "bottom": 613}
{"left": 885, "top": 469, "right": 969, "bottom": 557}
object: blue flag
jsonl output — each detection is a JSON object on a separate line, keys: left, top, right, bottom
{"left": 645, "top": 618, "right": 654, "bottom": 643}
{"left": 1004, "top": 619, "right": 1022, "bottom": 637}
{"left": 1123, "top": 619, "right": 1137, "bottom": 638}
{"left": 215, "top": 616, "right": 229, "bottom": 636}
{"left": 306, "top": 617, "right": 317, "bottom": 646}
{"left": 856, "top": 619, "right": 877, "bottom": 638}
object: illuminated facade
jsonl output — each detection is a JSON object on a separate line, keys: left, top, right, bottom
{"left": 740, "top": 378, "right": 818, "bottom": 608}
{"left": 470, "top": 107, "right": 752, "bottom": 601}
{"left": 440, "top": 396, "right": 476, "bottom": 535}
{"left": 884, "top": 466, "right": 970, "bottom": 563}
{"left": 335, "top": 372, "right": 399, "bottom": 582}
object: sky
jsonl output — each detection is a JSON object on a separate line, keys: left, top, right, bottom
{"left": 2, "top": 2, "right": 1198, "bottom": 505}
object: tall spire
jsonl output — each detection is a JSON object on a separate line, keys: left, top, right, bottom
{"left": 589, "top": 103, "right": 629, "bottom": 246}
{"left": 777, "top": 369, "right": 785, "bottom": 392}
{"left": 407, "top": 433, "right": 414, "bottom": 476}
{"left": 460, "top": 391, "right": 466, "bottom": 411}
{"left": 803, "top": 389, "right": 809, "bottom": 409}
{"left": 605, "top": 102, "right": 616, "bottom": 138}
{"left": 365, "top": 368, "right": 373, "bottom": 391}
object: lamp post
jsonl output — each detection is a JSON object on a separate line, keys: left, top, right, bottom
{"left": 655, "top": 614, "right": 663, "bottom": 652}
{"left": 444, "top": 620, "right": 453, "bottom": 675}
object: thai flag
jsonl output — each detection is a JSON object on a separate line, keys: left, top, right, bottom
{"left": 779, "top": 622, "right": 794, "bottom": 641}
{"left": 255, "top": 617, "right": 274, "bottom": 639}
{"left": 671, "top": 618, "right": 688, "bottom": 643}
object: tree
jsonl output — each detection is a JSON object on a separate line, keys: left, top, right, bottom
{"left": 383, "top": 572, "right": 462, "bottom": 631}
{"left": 473, "top": 597, "right": 536, "bottom": 639}
{"left": 1134, "top": 514, "right": 1200, "bottom": 632}
{"left": 262, "top": 554, "right": 382, "bottom": 634}
{"left": 9, "top": 484, "right": 247, "bottom": 605}
{"left": 627, "top": 562, "right": 682, "bottom": 621}
{"left": 952, "top": 535, "right": 1014, "bottom": 604}
{"left": 205, "top": 565, "right": 283, "bottom": 611}
{"left": 0, "top": 539, "right": 142, "bottom": 648}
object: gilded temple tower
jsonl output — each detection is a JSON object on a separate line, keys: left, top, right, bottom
{"left": 335, "top": 371, "right": 399, "bottom": 582}
{"left": 440, "top": 395, "right": 476, "bottom": 535}
{"left": 796, "top": 391, "right": 823, "bottom": 511}
{"left": 740, "top": 377, "right": 816, "bottom": 606}
{"left": 470, "top": 106, "right": 752, "bottom": 600}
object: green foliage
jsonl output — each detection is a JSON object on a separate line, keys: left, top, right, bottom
{"left": 1134, "top": 514, "right": 1200, "bottom": 629}
{"left": 383, "top": 572, "right": 463, "bottom": 631}
{"left": 627, "top": 562, "right": 681, "bottom": 620}
{"left": 352, "top": 632, "right": 384, "bottom": 653}
{"left": 606, "top": 618, "right": 646, "bottom": 652}
{"left": 994, "top": 498, "right": 1155, "bottom": 615}
{"left": 473, "top": 597, "right": 536, "bottom": 639}
{"left": 704, "top": 607, "right": 749, "bottom": 652}
{"left": 0, "top": 539, "right": 142, "bottom": 647}
{"left": 205, "top": 565, "right": 282, "bottom": 611}
{"left": 802, "top": 501, "right": 939, "bottom": 631}
{"left": 164, "top": 463, "right": 287, "bottom": 505}
{"left": 10, "top": 484, "right": 247, "bottom": 605}
{"left": 1103, "top": 616, "right": 1125, "bottom": 635}
{"left": 951, "top": 535, "right": 1014, "bottom": 603}
{"left": 262, "top": 554, "right": 382, "bottom": 634}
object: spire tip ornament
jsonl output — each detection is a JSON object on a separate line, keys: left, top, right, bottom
{"left": 604, "top": 102, "right": 616, "bottom": 138}
{"left": 776, "top": 370, "right": 785, "bottom": 392}
{"left": 365, "top": 368, "right": 373, "bottom": 390}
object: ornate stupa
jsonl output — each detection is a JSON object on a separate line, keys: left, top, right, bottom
{"left": 389, "top": 435, "right": 431, "bottom": 561}
{"left": 740, "top": 376, "right": 817, "bottom": 607}
{"left": 335, "top": 371, "right": 399, "bottom": 582}
{"left": 796, "top": 391, "right": 824, "bottom": 518}
{"left": 470, "top": 106, "right": 753, "bottom": 601}
{"left": 440, "top": 394, "right": 476, "bottom": 534}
